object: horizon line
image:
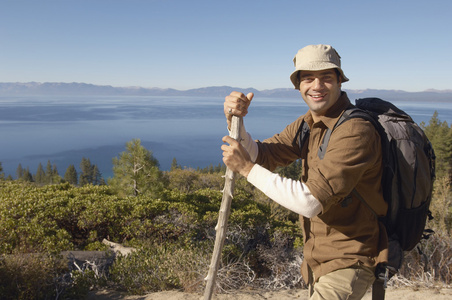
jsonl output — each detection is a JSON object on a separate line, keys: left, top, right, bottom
{"left": 1, "top": 81, "right": 452, "bottom": 94}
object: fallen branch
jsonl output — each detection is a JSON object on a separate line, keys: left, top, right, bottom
{"left": 102, "top": 238, "right": 136, "bottom": 256}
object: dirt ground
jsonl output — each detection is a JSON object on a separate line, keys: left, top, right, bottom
{"left": 87, "top": 287, "right": 452, "bottom": 300}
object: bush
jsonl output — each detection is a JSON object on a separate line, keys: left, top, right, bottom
{"left": 392, "top": 233, "right": 452, "bottom": 288}
{"left": 0, "top": 181, "right": 133, "bottom": 253}
{"left": 2, "top": 167, "right": 449, "bottom": 297}
{"left": 0, "top": 112, "right": 450, "bottom": 298}
{"left": 0, "top": 178, "right": 305, "bottom": 297}
{"left": 0, "top": 253, "right": 68, "bottom": 300}
{"left": 109, "top": 241, "right": 210, "bottom": 294}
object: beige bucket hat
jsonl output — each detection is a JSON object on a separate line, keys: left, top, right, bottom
{"left": 290, "top": 44, "right": 349, "bottom": 89}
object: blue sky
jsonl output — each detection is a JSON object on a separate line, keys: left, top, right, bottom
{"left": 1, "top": 0, "right": 451, "bottom": 91}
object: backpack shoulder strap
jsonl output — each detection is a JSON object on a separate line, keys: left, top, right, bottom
{"left": 296, "top": 119, "right": 311, "bottom": 151}
{"left": 318, "top": 107, "right": 375, "bottom": 159}
{"left": 372, "top": 278, "right": 386, "bottom": 300}
{"left": 298, "top": 106, "right": 377, "bottom": 160}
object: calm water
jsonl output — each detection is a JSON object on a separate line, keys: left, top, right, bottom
{"left": 1, "top": 95, "right": 451, "bottom": 179}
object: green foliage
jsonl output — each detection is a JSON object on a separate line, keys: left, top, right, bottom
{"left": 109, "top": 241, "right": 209, "bottom": 294}
{"left": 0, "top": 174, "right": 305, "bottom": 297}
{"left": 15, "top": 160, "right": 63, "bottom": 184}
{"left": 79, "top": 157, "right": 103, "bottom": 186}
{"left": 15, "top": 164, "right": 23, "bottom": 180}
{"left": 421, "top": 111, "right": 452, "bottom": 182}
{"left": 16, "top": 164, "right": 33, "bottom": 182}
{"left": 165, "top": 167, "right": 227, "bottom": 194}
{"left": 45, "top": 161, "right": 55, "bottom": 184}
{"left": 276, "top": 159, "right": 302, "bottom": 180}
{"left": 421, "top": 112, "right": 452, "bottom": 236}
{"left": 109, "top": 139, "right": 165, "bottom": 197}
{"left": 64, "top": 164, "right": 78, "bottom": 185}
{"left": 166, "top": 168, "right": 200, "bottom": 193}
{"left": 0, "top": 181, "right": 127, "bottom": 253}
{"left": 1, "top": 113, "right": 449, "bottom": 298}
{"left": 46, "top": 160, "right": 62, "bottom": 184}
{"left": 34, "top": 163, "right": 46, "bottom": 184}
{"left": 170, "top": 157, "right": 181, "bottom": 171}
{"left": 197, "top": 163, "right": 227, "bottom": 174}
{"left": 0, "top": 175, "right": 303, "bottom": 267}
{"left": 430, "top": 176, "right": 452, "bottom": 235}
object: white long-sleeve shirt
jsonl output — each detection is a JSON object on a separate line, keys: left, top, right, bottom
{"left": 232, "top": 125, "right": 322, "bottom": 218}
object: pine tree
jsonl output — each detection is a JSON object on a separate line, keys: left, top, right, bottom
{"left": 214, "top": 163, "right": 226, "bottom": 173}
{"left": 0, "top": 162, "right": 4, "bottom": 180}
{"left": 277, "top": 159, "right": 302, "bottom": 180}
{"left": 110, "top": 139, "right": 164, "bottom": 196}
{"left": 79, "top": 157, "right": 93, "bottom": 186}
{"left": 16, "top": 164, "right": 24, "bottom": 180}
{"left": 45, "top": 160, "right": 54, "bottom": 184}
{"left": 92, "top": 165, "right": 103, "bottom": 185}
{"left": 171, "top": 158, "right": 181, "bottom": 171}
{"left": 34, "top": 163, "right": 46, "bottom": 184}
{"left": 445, "top": 125, "right": 452, "bottom": 182}
{"left": 78, "top": 158, "right": 103, "bottom": 186}
{"left": 52, "top": 163, "right": 61, "bottom": 183}
{"left": 64, "top": 164, "right": 78, "bottom": 185}
{"left": 22, "top": 167, "right": 33, "bottom": 182}
{"left": 422, "top": 112, "right": 452, "bottom": 181}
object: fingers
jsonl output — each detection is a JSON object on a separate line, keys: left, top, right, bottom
{"left": 246, "top": 92, "right": 254, "bottom": 102}
{"left": 221, "top": 136, "right": 239, "bottom": 158}
{"left": 222, "top": 135, "right": 237, "bottom": 145}
{"left": 224, "top": 91, "right": 253, "bottom": 118}
{"left": 221, "top": 135, "right": 254, "bottom": 177}
{"left": 222, "top": 136, "right": 238, "bottom": 161}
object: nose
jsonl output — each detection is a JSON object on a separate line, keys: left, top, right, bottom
{"left": 312, "top": 77, "right": 324, "bottom": 90}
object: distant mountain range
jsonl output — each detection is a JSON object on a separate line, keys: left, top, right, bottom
{"left": 1, "top": 82, "right": 451, "bottom": 102}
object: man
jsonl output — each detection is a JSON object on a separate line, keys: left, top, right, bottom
{"left": 221, "top": 44, "right": 388, "bottom": 300}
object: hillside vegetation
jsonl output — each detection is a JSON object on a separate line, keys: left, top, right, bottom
{"left": 0, "top": 113, "right": 450, "bottom": 299}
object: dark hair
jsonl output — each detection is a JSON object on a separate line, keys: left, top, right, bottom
{"left": 334, "top": 68, "right": 342, "bottom": 83}
{"left": 296, "top": 68, "right": 342, "bottom": 84}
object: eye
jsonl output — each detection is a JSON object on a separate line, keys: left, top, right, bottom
{"left": 323, "top": 72, "right": 337, "bottom": 82}
{"left": 301, "top": 76, "right": 314, "bottom": 83}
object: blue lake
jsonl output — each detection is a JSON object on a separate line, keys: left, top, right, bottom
{"left": 1, "top": 95, "right": 451, "bottom": 179}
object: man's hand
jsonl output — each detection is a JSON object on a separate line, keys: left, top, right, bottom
{"left": 224, "top": 92, "right": 254, "bottom": 130}
{"left": 221, "top": 135, "right": 255, "bottom": 177}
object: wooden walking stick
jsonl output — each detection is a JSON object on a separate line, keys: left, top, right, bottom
{"left": 203, "top": 115, "right": 242, "bottom": 300}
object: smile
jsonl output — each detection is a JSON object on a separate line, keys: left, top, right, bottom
{"left": 309, "top": 94, "right": 326, "bottom": 100}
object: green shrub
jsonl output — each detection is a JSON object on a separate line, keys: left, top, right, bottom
{"left": 109, "top": 241, "right": 210, "bottom": 294}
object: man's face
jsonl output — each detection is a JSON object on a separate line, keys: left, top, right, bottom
{"left": 298, "top": 69, "right": 342, "bottom": 120}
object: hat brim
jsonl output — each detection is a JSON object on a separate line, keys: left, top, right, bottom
{"left": 290, "top": 63, "right": 349, "bottom": 89}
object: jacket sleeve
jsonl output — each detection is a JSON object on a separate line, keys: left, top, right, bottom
{"left": 255, "top": 116, "right": 304, "bottom": 171}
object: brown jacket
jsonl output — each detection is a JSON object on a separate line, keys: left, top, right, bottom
{"left": 255, "top": 92, "right": 388, "bottom": 282}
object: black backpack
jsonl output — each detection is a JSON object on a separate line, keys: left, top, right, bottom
{"left": 297, "top": 97, "right": 436, "bottom": 299}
